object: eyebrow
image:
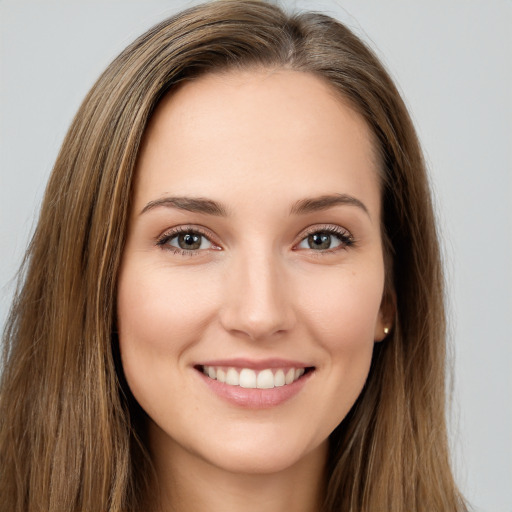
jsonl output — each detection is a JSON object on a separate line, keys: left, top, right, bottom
{"left": 290, "top": 194, "right": 370, "bottom": 217}
{"left": 140, "top": 193, "right": 370, "bottom": 218}
{"left": 140, "top": 196, "right": 228, "bottom": 216}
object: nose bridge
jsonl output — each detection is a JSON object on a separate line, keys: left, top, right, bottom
{"left": 220, "top": 244, "right": 295, "bottom": 340}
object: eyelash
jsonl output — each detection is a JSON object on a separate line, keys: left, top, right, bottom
{"left": 297, "top": 225, "right": 355, "bottom": 253}
{"left": 156, "top": 224, "right": 355, "bottom": 256}
{"left": 156, "top": 226, "right": 217, "bottom": 257}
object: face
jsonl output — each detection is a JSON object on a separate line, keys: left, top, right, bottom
{"left": 117, "top": 69, "right": 390, "bottom": 476}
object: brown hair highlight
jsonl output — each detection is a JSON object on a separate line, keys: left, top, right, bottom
{"left": 0, "top": 1, "right": 467, "bottom": 511}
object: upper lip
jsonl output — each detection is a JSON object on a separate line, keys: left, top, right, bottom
{"left": 195, "top": 358, "right": 313, "bottom": 370}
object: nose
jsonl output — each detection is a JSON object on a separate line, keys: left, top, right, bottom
{"left": 219, "top": 249, "right": 296, "bottom": 341}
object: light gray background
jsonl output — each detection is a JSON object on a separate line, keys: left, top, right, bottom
{"left": 1, "top": 1, "right": 511, "bottom": 510}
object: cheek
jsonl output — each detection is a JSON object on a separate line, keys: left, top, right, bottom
{"left": 297, "top": 264, "right": 384, "bottom": 347}
{"left": 117, "top": 264, "right": 217, "bottom": 352}
{"left": 115, "top": 264, "right": 219, "bottom": 406}
{"left": 295, "top": 266, "right": 383, "bottom": 419}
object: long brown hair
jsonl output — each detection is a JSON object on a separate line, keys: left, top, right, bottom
{"left": 0, "top": 1, "right": 467, "bottom": 510}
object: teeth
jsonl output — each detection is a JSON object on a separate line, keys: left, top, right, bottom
{"left": 274, "top": 369, "right": 285, "bottom": 387}
{"left": 226, "top": 368, "right": 239, "bottom": 386}
{"left": 257, "top": 369, "right": 274, "bottom": 389}
{"left": 202, "top": 365, "right": 308, "bottom": 389}
{"left": 239, "top": 368, "right": 256, "bottom": 388}
{"left": 216, "top": 368, "right": 226, "bottom": 383}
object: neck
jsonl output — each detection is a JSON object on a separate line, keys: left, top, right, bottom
{"left": 146, "top": 428, "right": 327, "bottom": 512}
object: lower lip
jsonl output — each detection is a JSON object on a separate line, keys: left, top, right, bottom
{"left": 196, "top": 369, "right": 313, "bottom": 409}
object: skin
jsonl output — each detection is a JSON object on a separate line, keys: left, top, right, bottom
{"left": 117, "top": 68, "right": 392, "bottom": 512}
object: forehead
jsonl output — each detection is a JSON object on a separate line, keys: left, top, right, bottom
{"left": 133, "top": 69, "right": 380, "bottom": 217}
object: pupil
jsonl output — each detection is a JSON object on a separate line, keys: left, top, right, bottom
{"left": 179, "top": 233, "right": 201, "bottom": 250}
{"left": 308, "top": 233, "right": 331, "bottom": 250}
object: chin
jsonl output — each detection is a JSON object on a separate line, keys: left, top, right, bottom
{"left": 191, "top": 431, "right": 327, "bottom": 476}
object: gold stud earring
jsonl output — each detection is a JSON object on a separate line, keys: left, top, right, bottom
{"left": 383, "top": 327, "right": 390, "bottom": 335}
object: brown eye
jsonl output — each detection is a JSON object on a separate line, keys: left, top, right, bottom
{"left": 164, "top": 231, "right": 213, "bottom": 251}
{"left": 177, "top": 233, "right": 202, "bottom": 250}
{"left": 307, "top": 233, "right": 333, "bottom": 250}
{"left": 296, "top": 227, "right": 354, "bottom": 252}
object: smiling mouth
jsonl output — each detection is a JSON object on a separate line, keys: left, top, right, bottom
{"left": 196, "top": 365, "right": 314, "bottom": 389}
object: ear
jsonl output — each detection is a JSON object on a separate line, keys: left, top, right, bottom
{"left": 374, "top": 291, "right": 396, "bottom": 342}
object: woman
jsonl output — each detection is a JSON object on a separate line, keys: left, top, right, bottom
{"left": 0, "top": 1, "right": 468, "bottom": 511}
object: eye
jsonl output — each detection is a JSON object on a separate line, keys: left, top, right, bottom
{"left": 296, "top": 226, "right": 354, "bottom": 252}
{"left": 171, "top": 232, "right": 211, "bottom": 250}
{"left": 157, "top": 227, "right": 217, "bottom": 253}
